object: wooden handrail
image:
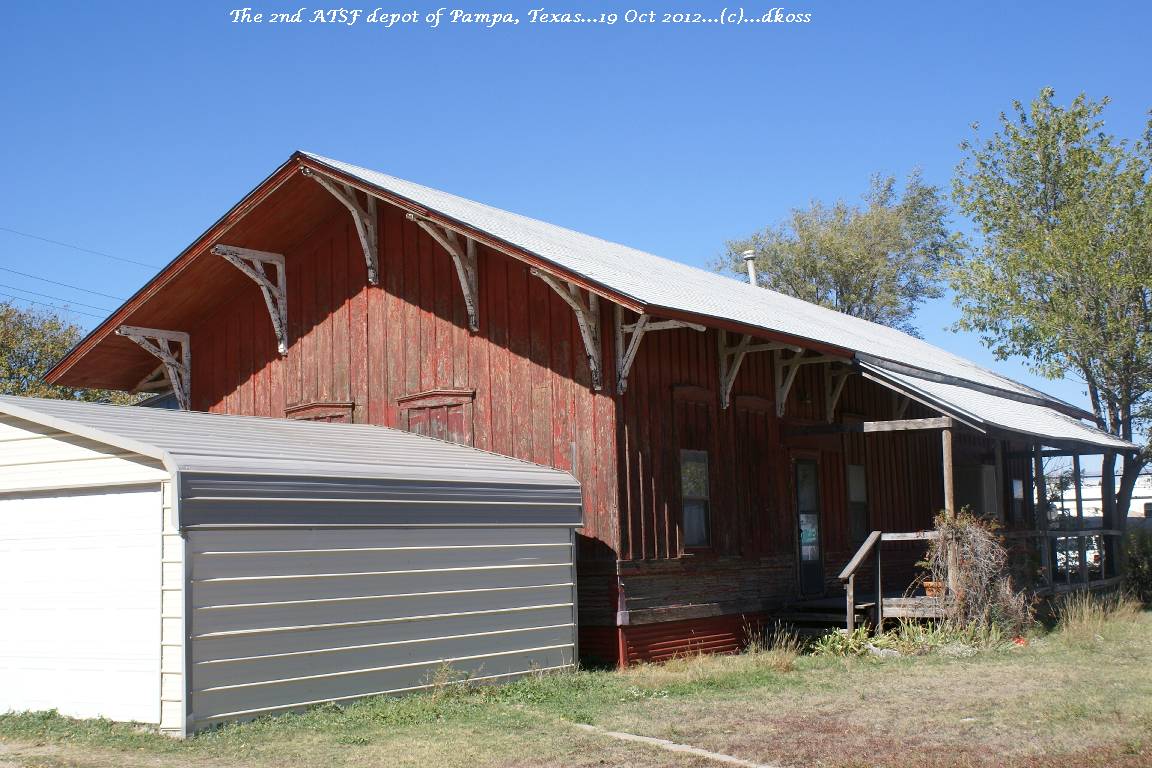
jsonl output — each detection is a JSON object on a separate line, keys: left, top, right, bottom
{"left": 839, "top": 530, "right": 882, "bottom": 581}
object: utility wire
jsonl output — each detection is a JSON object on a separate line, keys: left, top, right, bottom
{"left": 0, "top": 266, "right": 126, "bottom": 300}
{"left": 0, "top": 291, "right": 107, "bottom": 319}
{"left": 0, "top": 282, "right": 114, "bottom": 313}
{"left": 0, "top": 225, "right": 159, "bottom": 268}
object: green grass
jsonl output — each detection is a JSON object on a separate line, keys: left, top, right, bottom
{"left": 2, "top": 600, "right": 1150, "bottom": 768}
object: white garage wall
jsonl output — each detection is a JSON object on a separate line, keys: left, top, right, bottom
{"left": 187, "top": 526, "right": 577, "bottom": 727}
{"left": 0, "top": 415, "right": 167, "bottom": 492}
{"left": 0, "top": 486, "right": 164, "bottom": 723}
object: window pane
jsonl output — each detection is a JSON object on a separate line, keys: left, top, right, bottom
{"left": 684, "top": 500, "right": 710, "bottom": 547}
{"left": 847, "top": 464, "right": 867, "bottom": 503}
{"left": 680, "top": 450, "right": 709, "bottom": 499}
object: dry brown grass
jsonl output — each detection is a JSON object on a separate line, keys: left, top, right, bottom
{"left": 1054, "top": 590, "right": 1143, "bottom": 644}
{"left": 1, "top": 603, "right": 1148, "bottom": 768}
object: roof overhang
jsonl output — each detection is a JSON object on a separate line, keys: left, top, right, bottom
{"left": 860, "top": 362, "right": 1139, "bottom": 454}
{"left": 47, "top": 152, "right": 850, "bottom": 389}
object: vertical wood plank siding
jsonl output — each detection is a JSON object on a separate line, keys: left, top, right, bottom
{"left": 189, "top": 204, "right": 619, "bottom": 563}
{"left": 186, "top": 195, "right": 1009, "bottom": 660}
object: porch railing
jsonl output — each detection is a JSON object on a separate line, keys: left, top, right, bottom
{"left": 838, "top": 529, "right": 939, "bottom": 632}
{"left": 841, "top": 527, "right": 1126, "bottom": 631}
{"left": 1000, "top": 528, "right": 1126, "bottom": 593}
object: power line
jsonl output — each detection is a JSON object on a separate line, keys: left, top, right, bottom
{"left": 0, "top": 291, "right": 107, "bottom": 319}
{"left": 0, "top": 225, "right": 159, "bottom": 268}
{"left": 0, "top": 266, "right": 126, "bottom": 300}
{"left": 0, "top": 282, "right": 114, "bottom": 313}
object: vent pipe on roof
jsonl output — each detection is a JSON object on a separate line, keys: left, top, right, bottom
{"left": 742, "top": 249, "right": 758, "bottom": 287}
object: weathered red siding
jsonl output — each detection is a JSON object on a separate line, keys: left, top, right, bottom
{"left": 189, "top": 201, "right": 620, "bottom": 559}
{"left": 183, "top": 192, "right": 1017, "bottom": 667}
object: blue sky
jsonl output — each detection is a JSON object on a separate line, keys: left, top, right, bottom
{"left": 1, "top": 0, "right": 1149, "bottom": 414}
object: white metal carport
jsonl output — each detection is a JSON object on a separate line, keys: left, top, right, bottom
{"left": 0, "top": 395, "right": 581, "bottom": 736}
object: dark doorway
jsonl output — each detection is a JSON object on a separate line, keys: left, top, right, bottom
{"left": 795, "top": 458, "right": 824, "bottom": 596}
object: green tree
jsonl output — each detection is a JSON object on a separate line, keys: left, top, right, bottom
{"left": 951, "top": 88, "right": 1151, "bottom": 521}
{"left": 0, "top": 302, "right": 135, "bottom": 402}
{"left": 718, "top": 171, "right": 959, "bottom": 336}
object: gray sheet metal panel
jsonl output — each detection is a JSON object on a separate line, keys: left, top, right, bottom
{"left": 179, "top": 473, "right": 581, "bottom": 527}
{"left": 194, "top": 647, "right": 574, "bottom": 723}
{"left": 188, "top": 525, "right": 577, "bottom": 728}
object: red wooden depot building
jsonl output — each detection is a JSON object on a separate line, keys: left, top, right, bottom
{"left": 47, "top": 152, "right": 1138, "bottom": 666}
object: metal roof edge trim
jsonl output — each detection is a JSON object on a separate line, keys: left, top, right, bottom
{"left": 860, "top": 363, "right": 1138, "bottom": 453}
{"left": 856, "top": 353, "right": 1093, "bottom": 420}
{"left": 0, "top": 398, "right": 177, "bottom": 474}
{"left": 858, "top": 367, "right": 986, "bottom": 433}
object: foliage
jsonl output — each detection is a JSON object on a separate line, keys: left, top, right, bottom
{"left": 1125, "top": 528, "right": 1152, "bottom": 604}
{"left": 0, "top": 301, "right": 135, "bottom": 403}
{"left": 951, "top": 87, "right": 1152, "bottom": 513}
{"left": 1054, "top": 591, "right": 1143, "bottom": 645}
{"left": 3, "top": 609, "right": 1152, "bottom": 768}
{"left": 718, "top": 171, "right": 960, "bottom": 335}
{"left": 809, "top": 626, "right": 876, "bottom": 657}
{"left": 744, "top": 623, "right": 803, "bottom": 671}
{"left": 924, "top": 511, "right": 1035, "bottom": 634}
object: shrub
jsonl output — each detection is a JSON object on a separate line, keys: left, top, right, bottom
{"left": 923, "top": 510, "right": 1034, "bottom": 635}
{"left": 1126, "top": 528, "right": 1152, "bottom": 604}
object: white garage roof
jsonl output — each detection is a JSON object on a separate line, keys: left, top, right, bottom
{"left": 303, "top": 153, "right": 1134, "bottom": 453}
{"left": 0, "top": 395, "right": 579, "bottom": 487}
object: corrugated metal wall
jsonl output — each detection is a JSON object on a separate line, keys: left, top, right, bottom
{"left": 187, "top": 525, "right": 577, "bottom": 726}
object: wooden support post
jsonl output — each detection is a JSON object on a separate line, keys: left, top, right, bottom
{"left": 1074, "top": 454, "right": 1088, "bottom": 585}
{"left": 1101, "top": 450, "right": 1118, "bottom": 578}
{"left": 1033, "top": 445, "right": 1052, "bottom": 586}
{"left": 942, "top": 427, "right": 955, "bottom": 518}
{"left": 846, "top": 575, "right": 855, "bottom": 634}
{"left": 994, "top": 441, "right": 1006, "bottom": 522}
{"left": 874, "top": 545, "right": 883, "bottom": 632}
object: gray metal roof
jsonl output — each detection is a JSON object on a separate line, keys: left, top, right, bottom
{"left": 304, "top": 153, "right": 1081, "bottom": 413}
{"left": 861, "top": 365, "right": 1134, "bottom": 451}
{"left": 0, "top": 395, "right": 580, "bottom": 487}
{"left": 303, "top": 153, "right": 1135, "bottom": 452}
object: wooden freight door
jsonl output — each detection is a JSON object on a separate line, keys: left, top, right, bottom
{"left": 795, "top": 458, "right": 824, "bottom": 596}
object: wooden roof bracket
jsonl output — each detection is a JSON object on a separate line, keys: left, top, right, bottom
{"left": 825, "top": 364, "right": 852, "bottom": 422}
{"left": 211, "top": 245, "right": 289, "bottom": 355}
{"left": 133, "top": 364, "right": 171, "bottom": 393}
{"left": 718, "top": 330, "right": 801, "bottom": 409}
{"left": 301, "top": 167, "right": 380, "bottom": 285}
{"left": 775, "top": 351, "right": 852, "bottom": 417}
{"left": 531, "top": 268, "right": 603, "bottom": 390}
{"left": 407, "top": 213, "right": 480, "bottom": 332}
{"left": 615, "top": 305, "right": 705, "bottom": 395}
{"left": 115, "top": 326, "right": 191, "bottom": 410}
